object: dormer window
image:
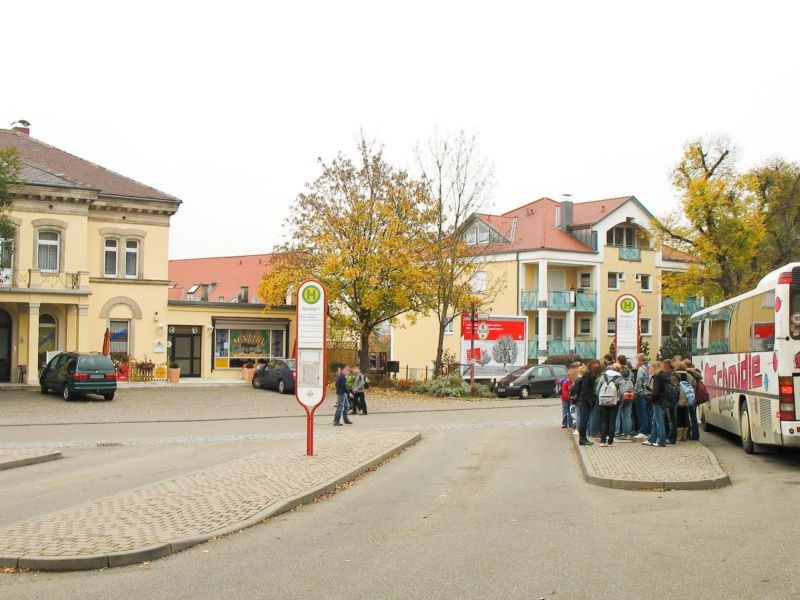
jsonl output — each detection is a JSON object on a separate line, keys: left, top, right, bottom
{"left": 464, "top": 221, "right": 502, "bottom": 246}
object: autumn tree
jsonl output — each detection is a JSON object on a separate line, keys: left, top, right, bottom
{"left": 259, "top": 137, "right": 433, "bottom": 369}
{"left": 491, "top": 335, "right": 518, "bottom": 369}
{"left": 416, "top": 131, "right": 502, "bottom": 376}
{"left": 747, "top": 158, "right": 800, "bottom": 270}
{"left": 0, "top": 146, "right": 20, "bottom": 245}
{"left": 655, "top": 137, "right": 765, "bottom": 302}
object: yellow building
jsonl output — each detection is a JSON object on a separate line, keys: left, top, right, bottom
{"left": 391, "top": 196, "right": 697, "bottom": 374}
{"left": 0, "top": 125, "right": 293, "bottom": 384}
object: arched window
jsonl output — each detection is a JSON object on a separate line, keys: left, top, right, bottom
{"left": 38, "top": 314, "right": 57, "bottom": 368}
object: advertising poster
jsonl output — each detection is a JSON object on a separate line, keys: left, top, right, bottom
{"left": 460, "top": 314, "right": 527, "bottom": 379}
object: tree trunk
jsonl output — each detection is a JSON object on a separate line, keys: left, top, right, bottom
{"left": 434, "top": 325, "right": 446, "bottom": 377}
{"left": 359, "top": 328, "right": 371, "bottom": 372}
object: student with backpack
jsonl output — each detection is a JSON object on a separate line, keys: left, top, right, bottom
{"left": 614, "top": 355, "right": 635, "bottom": 439}
{"left": 560, "top": 365, "right": 578, "bottom": 428}
{"left": 683, "top": 359, "right": 704, "bottom": 440}
{"left": 576, "top": 360, "right": 602, "bottom": 446}
{"left": 633, "top": 353, "right": 652, "bottom": 439}
{"left": 643, "top": 360, "right": 678, "bottom": 447}
{"left": 597, "top": 363, "right": 625, "bottom": 447}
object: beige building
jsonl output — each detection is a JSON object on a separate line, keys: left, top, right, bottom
{"left": 0, "top": 125, "right": 293, "bottom": 384}
{"left": 391, "top": 196, "right": 697, "bottom": 374}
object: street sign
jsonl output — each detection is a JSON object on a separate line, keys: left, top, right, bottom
{"left": 295, "top": 279, "right": 328, "bottom": 455}
{"left": 615, "top": 293, "right": 640, "bottom": 360}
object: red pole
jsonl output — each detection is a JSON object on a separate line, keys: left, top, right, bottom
{"left": 305, "top": 405, "right": 316, "bottom": 456}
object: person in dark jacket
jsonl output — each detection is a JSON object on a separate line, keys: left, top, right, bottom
{"left": 577, "top": 360, "right": 602, "bottom": 446}
{"left": 333, "top": 367, "right": 353, "bottom": 426}
{"left": 643, "top": 360, "right": 676, "bottom": 447}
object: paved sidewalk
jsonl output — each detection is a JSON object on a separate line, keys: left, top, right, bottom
{"left": 0, "top": 430, "right": 420, "bottom": 571}
{"left": 572, "top": 433, "right": 731, "bottom": 490}
{"left": 0, "top": 448, "right": 62, "bottom": 471}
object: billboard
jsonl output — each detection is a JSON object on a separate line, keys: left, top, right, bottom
{"left": 460, "top": 314, "right": 527, "bottom": 379}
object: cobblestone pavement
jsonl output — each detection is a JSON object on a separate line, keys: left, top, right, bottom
{"left": 577, "top": 435, "right": 729, "bottom": 487}
{"left": 0, "top": 387, "right": 545, "bottom": 426}
{"left": 0, "top": 430, "right": 418, "bottom": 565}
{"left": 0, "top": 448, "right": 62, "bottom": 470}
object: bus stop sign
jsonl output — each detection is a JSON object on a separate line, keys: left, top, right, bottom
{"left": 295, "top": 280, "right": 328, "bottom": 455}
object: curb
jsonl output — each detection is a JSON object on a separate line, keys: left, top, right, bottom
{"left": 0, "top": 451, "right": 62, "bottom": 472}
{"left": 2, "top": 433, "right": 421, "bottom": 571}
{"left": 570, "top": 433, "right": 731, "bottom": 491}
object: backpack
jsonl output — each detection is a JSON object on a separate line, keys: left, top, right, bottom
{"left": 555, "top": 376, "right": 567, "bottom": 396}
{"left": 662, "top": 379, "right": 680, "bottom": 407}
{"left": 622, "top": 379, "right": 635, "bottom": 401}
{"left": 364, "top": 375, "right": 370, "bottom": 390}
{"left": 695, "top": 380, "right": 709, "bottom": 405}
{"left": 679, "top": 380, "right": 696, "bottom": 407}
{"left": 598, "top": 374, "right": 620, "bottom": 406}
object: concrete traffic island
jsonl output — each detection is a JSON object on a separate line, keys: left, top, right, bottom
{"left": 0, "top": 430, "right": 420, "bottom": 571}
{"left": 571, "top": 432, "right": 731, "bottom": 491}
{"left": 0, "top": 448, "right": 62, "bottom": 471}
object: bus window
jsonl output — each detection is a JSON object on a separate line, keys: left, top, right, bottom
{"left": 791, "top": 275, "right": 800, "bottom": 340}
{"left": 707, "top": 307, "right": 733, "bottom": 354}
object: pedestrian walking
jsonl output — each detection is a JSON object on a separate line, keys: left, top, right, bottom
{"left": 577, "top": 360, "right": 602, "bottom": 446}
{"left": 633, "top": 353, "right": 652, "bottom": 440}
{"left": 351, "top": 367, "right": 368, "bottom": 415}
{"left": 333, "top": 366, "right": 354, "bottom": 426}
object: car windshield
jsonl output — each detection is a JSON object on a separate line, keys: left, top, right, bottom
{"left": 78, "top": 356, "right": 115, "bottom": 371}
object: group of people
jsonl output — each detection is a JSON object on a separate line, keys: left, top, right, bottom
{"left": 333, "top": 366, "right": 369, "bottom": 426}
{"left": 560, "top": 352, "right": 707, "bottom": 448}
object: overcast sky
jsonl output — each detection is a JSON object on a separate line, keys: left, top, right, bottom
{"left": 4, "top": 1, "right": 798, "bottom": 259}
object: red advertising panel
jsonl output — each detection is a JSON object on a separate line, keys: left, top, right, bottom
{"left": 460, "top": 314, "right": 527, "bottom": 379}
{"left": 461, "top": 315, "right": 526, "bottom": 341}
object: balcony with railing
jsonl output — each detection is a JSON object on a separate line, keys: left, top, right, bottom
{"left": 575, "top": 291, "right": 597, "bottom": 312}
{"left": 575, "top": 338, "right": 597, "bottom": 359}
{"left": 548, "top": 291, "right": 572, "bottom": 311}
{"left": 547, "top": 338, "right": 571, "bottom": 356}
{"left": 662, "top": 296, "right": 703, "bottom": 316}
{"left": 0, "top": 269, "right": 88, "bottom": 291}
{"left": 617, "top": 246, "right": 641, "bottom": 261}
{"left": 520, "top": 289, "right": 538, "bottom": 311}
{"left": 520, "top": 289, "right": 597, "bottom": 313}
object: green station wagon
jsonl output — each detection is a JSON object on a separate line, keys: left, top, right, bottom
{"left": 40, "top": 352, "right": 117, "bottom": 401}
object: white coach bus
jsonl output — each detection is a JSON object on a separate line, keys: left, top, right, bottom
{"left": 690, "top": 263, "right": 800, "bottom": 453}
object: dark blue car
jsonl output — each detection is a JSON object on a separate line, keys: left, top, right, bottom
{"left": 252, "top": 358, "right": 296, "bottom": 394}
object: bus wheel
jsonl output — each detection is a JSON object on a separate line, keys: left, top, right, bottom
{"left": 740, "top": 403, "right": 755, "bottom": 454}
{"left": 699, "top": 404, "right": 715, "bottom": 432}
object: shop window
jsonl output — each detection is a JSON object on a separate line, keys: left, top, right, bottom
{"left": 214, "top": 327, "right": 288, "bottom": 368}
{"left": 38, "top": 314, "right": 57, "bottom": 368}
{"left": 104, "top": 239, "right": 118, "bottom": 277}
{"left": 125, "top": 240, "right": 139, "bottom": 278}
{"left": 37, "top": 231, "right": 60, "bottom": 272}
{"left": 109, "top": 320, "right": 130, "bottom": 355}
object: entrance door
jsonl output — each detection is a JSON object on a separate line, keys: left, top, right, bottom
{"left": 168, "top": 326, "right": 202, "bottom": 377}
{"left": 0, "top": 310, "right": 10, "bottom": 381}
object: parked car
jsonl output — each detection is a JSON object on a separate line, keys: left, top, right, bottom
{"left": 252, "top": 358, "right": 296, "bottom": 394}
{"left": 40, "top": 352, "right": 117, "bottom": 401}
{"left": 494, "top": 364, "right": 568, "bottom": 399}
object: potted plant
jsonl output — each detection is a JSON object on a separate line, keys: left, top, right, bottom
{"left": 242, "top": 360, "right": 256, "bottom": 383}
{"left": 111, "top": 353, "right": 130, "bottom": 381}
{"left": 135, "top": 357, "right": 156, "bottom": 382}
{"left": 168, "top": 361, "right": 181, "bottom": 384}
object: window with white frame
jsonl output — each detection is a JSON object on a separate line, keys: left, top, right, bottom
{"left": 471, "top": 271, "right": 487, "bottom": 294}
{"left": 464, "top": 221, "right": 502, "bottom": 246}
{"left": 444, "top": 318, "right": 454, "bottom": 335}
{"left": 608, "top": 272, "right": 623, "bottom": 290}
{"left": 640, "top": 318, "right": 652, "bottom": 335}
{"left": 638, "top": 273, "right": 652, "bottom": 292}
{"left": 579, "top": 271, "right": 591, "bottom": 289}
{"left": 104, "top": 239, "right": 118, "bottom": 277}
{"left": 109, "top": 319, "right": 130, "bottom": 355}
{"left": 579, "top": 317, "right": 591, "bottom": 335}
{"left": 37, "top": 231, "right": 60, "bottom": 272}
{"left": 607, "top": 318, "right": 616, "bottom": 335}
{"left": 125, "top": 240, "right": 139, "bottom": 278}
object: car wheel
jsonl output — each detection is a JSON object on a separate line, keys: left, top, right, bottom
{"left": 740, "top": 402, "right": 754, "bottom": 454}
{"left": 40, "top": 381, "right": 48, "bottom": 394}
{"left": 520, "top": 386, "right": 530, "bottom": 399}
{"left": 252, "top": 376, "right": 262, "bottom": 389}
{"left": 62, "top": 385, "right": 73, "bottom": 402}
{"left": 103, "top": 392, "right": 115, "bottom": 401}
{"left": 278, "top": 379, "right": 286, "bottom": 394}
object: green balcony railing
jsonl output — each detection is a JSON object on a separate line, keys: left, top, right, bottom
{"left": 684, "top": 297, "right": 704, "bottom": 315}
{"left": 527, "top": 341, "right": 540, "bottom": 359}
{"left": 662, "top": 296, "right": 703, "bottom": 316}
{"left": 520, "top": 290, "right": 539, "bottom": 311}
{"left": 547, "top": 338, "right": 571, "bottom": 356}
{"left": 575, "top": 291, "right": 597, "bottom": 312}
{"left": 576, "top": 338, "right": 597, "bottom": 359}
{"left": 618, "top": 246, "right": 641, "bottom": 261}
{"left": 548, "top": 291, "right": 572, "bottom": 311}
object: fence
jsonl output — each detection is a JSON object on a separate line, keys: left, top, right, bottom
{"left": 120, "top": 360, "right": 169, "bottom": 383}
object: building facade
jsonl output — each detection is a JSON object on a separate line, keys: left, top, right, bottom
{"left": 0, "top": 126, "right": 293, "bottom": 383}
{"left": 391, "top": 196, "right": 698, "bottom": 375}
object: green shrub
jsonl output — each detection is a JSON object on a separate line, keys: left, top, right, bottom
{"left": 544, "top": 354, "right": 583, "bottom": 368}
{"left": 411, "top": 375, "right": 495, "bottom": 398}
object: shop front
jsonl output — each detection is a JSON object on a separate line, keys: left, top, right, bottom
{"left": 212, "top": 318, "right": 291, "bottom": 372}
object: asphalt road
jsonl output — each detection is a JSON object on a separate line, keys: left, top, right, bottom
{"left": 4, "top": 393, "right": 800, "bottom": 599}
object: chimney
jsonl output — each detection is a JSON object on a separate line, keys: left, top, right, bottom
{"left": 560, "top": 200, "right": 573, "bottom": 232}
{"left": 239, "top": 286, "right": 249, "bottom": 303}
{"left": 11, "top": 120, "right": 30, "bottom": 135}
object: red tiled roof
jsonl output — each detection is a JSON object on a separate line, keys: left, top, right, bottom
{"left": 662, "top": 245, "right": 698, "bottom": 263}
{"left": 0, "top": 129, "right": 180, "bottom": 202}
{"left": 570, "top": 196, "right": 632, "bottom": 226}
{"left": 168, "top": 254, "right": 277, "bottom": 303}
{"left": 474, "top": 213, "right": 515, "bottom": 240}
